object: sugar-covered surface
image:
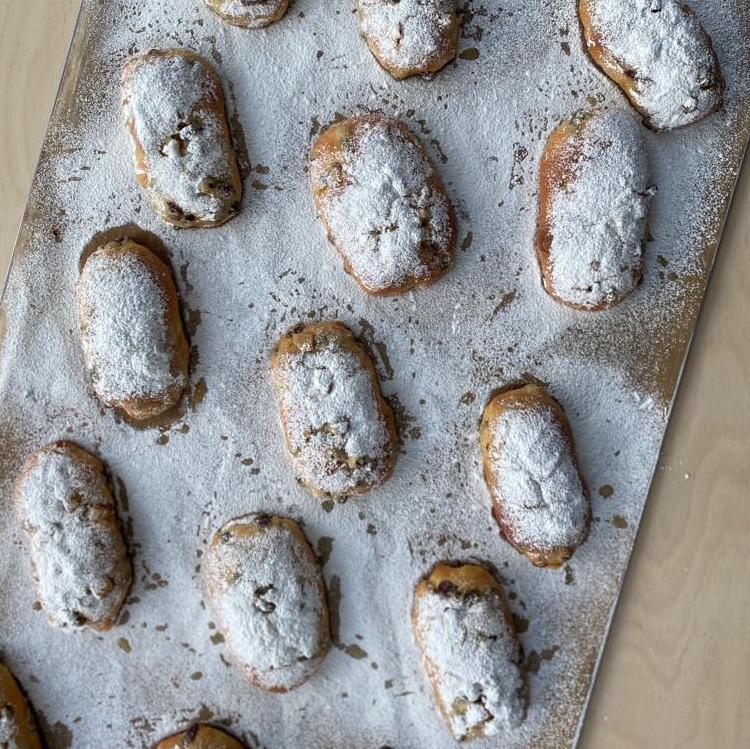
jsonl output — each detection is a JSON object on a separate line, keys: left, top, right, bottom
{"left": 203, "top": 516, "right": 328, "bottom": 692}
{"left": 205, "top": 0, "right": 290, "bottom": 30}
{"left": 15, "top": 443, "right": 131, "bottom": 633}
{"left": 311, "top": 117, "right": 454, "bottom": 293}
{"left": 78, "top": 250, "right": 184, "bottom": 406}
{"left": 123, "top": 50, "right": 240, "bottom": 226}
{"left": 271, "top": 328, "right": 394, "bottom": 496}
{"left": 414, "top": 583, "right": 526, "bottom": 740}
{"left": 583, "top": 0, "right": 724, "bottom": 131}
{"left": 486, "top": 404, "right": 590, "bottom": 555}
{"left": 0, "top": 1, "right": 748, "bottom": 748}
{"left": 545, "top": 109, "right": 653, "bottom": 310}
{"left": 357, "top": 0, "right": 457, "bottom": 73}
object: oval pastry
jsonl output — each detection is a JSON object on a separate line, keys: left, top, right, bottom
{"left": 480, "top": 384, "right": 591, "bottom": 568}
{"left": 204, "top": 514, "right": 331, "bottom": 692}
{"left": 15, "top": 441, "right": 132, "bottom": 631}
{"left": 122, "top": 48, "right": 242, "bottom": 228}
{"left": 0, "top": 663, "right": 42, "bottom": 749}
{"left": 310, "top": 115, "right": 456, "bottom": 295}
{"left": 412, "top": 563, "right": 527, "bottom": 742}
{"left": 270, "top": 321, "right": 397, "bottom": 498}
{"left": 579, "top": 0, "right": 723, "bottom": 131}
{"left": 357, "top": 0, "right": 459, "bottom": 79}
{"left": 154, "top": 723, "right": 246, "bottom": 749}
{"left": 536, "top": 108, "right": 653, "bottom": 312}
{"left": 202, "top": 0, "right": 290, "bottom": 28}
{"left": 78, "top": 239, "right": 189, "bottom": 421}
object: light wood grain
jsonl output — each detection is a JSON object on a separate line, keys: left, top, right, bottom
{"left": 0, "top": 2, "right": 748, "bottom": 747}
{"left": 580, "top": 135, "right": 750, "bottom": 747}
{"left": 0, "top": 1, "right": 80, "bottom": 284}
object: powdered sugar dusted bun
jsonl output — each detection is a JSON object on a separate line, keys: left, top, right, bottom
{"left": 412, "top": 563, "right": 527, "bottom": 742}
{"left": 480, "top": 385, "right": 591, "bottom": 568}
{"left": 77, "top": 240, "right": 189, "bottom": 421}
{"left": 357, "top": 0, "right": 459, "bottom": 79}
{"left": 310, "top": 115, "right": 456, "bottom": 295}
{"left": 154, "top": 723, "right": 246, "bottom": 748}
{"left": 579, "top": 0, "right": 723, "bottom": 131}
{"left": 122, "top": 48, "right": 242, "bottom": 228}
{"left": 270, "top": 321, "right": 397, "bottom": 498}
{"left": 204, "top": 514, "right": 331, "bottom": 693}
{"left": 0, "top": 663, "right": 42, "bottom": 749}
{"left": 203, "top": 0, "right": 290, "bottom": 28}
{"left": 536, "top": 109, "right": 654, "bottom": 312}
{"left": 14, "top": 441, "right": 132, "bottom": 632}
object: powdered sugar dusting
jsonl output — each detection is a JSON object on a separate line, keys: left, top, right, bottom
{"left": 15, "top": 443, "right": 131, "bottom": 632}
{"left": 0, "top": 664, "right": 40, "bottom": 749}
{"left": 0, "top": 717, "right": 25, "bottom": 749}
{"left": 545, "top": 109, "right": 653, "bottom": 311}
{"left": 0, "top": 714, "right": 16, "bottom": 748}
{"left": 486, "top": 405, "right": 590, "bottom": 554}
{"left": 0, "top": 720, "right": 18, "bottom": 748}
{"left": 584, "top": 0, "right": 723, "bottom": 130}
{"left": 414, "top": 581, "right": 525, "bottom": 741}
{"left": 312, "top": 117, "right": 454, "bottom": 293}
{"left": 77, "top": 248, "right": 186, "bottom": 408}
{"left": 205, "top": 0, "right": 289, "bottom": 28}
{"left": 271, "top": 326, "right": 394, "bottom": 497}
{"left": 357, "top": 0, "right": 457, "bottom": 75}
{"left": 204, "top": 516, "right": 328, "bottom": 692}
{"left": 0, "top": 699, "right": 24, "bottom": 749}
{"left": 123, "top": 50, "right": 238, "bottom": 225}
{"left": 0, "top": 0, "right": 747, "bottom": 746}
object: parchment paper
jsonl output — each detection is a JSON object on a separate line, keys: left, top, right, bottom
{"left": 0, "top": 1, "right": 748, "bottom": 747}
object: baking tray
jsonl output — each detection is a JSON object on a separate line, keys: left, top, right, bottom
{"left": 1, "top": 1, "right": 748, "bottom": 747}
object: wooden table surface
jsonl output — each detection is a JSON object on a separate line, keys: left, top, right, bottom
{"left": 1, "top": 3, "right": 748, "bottom": 747}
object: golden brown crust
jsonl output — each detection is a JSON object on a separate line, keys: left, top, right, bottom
{"left": 536, "top": 114, "right": 578, "bottom": 308}
{"left": 269, "top": 321, "right": 398, "bottom": 497}
{"left": 579, "top": 0, "right": 638, "bottom": 118}
{"left": 14, "top": 441, "right": 132, "bottom": 631}
{"left": 154, "top": 723, "right": 246, "bottom": 749}
{"left": 579, "top": 0, "right": 723, "bottom": 132}
{"left": 357, "top": 1, "right": 459, "bottom": 80}
{"left": 77, "top": 239, "right": 189, "bottom": 421}
{"left": 535, "top": 112, "right": 616, "bottom": 313}
{"left": 412, "top": 563, "right": 526, "bottom": 741}
{"left": 535, "top": 110, "right": 649, "bottom": 312}
{"left": 480, "top": 385, "right": 591, "bottom": 568}
{"left": 203, "top": 0, "right": 290, "bottom": 28}
{"left": 204, "top": 514, "right": 331, "bottom": 692}
{"left": 310, "top": 115, "right": 456, "bottom": 295}
{"left": 270, "top": 320, "right": 383, "bottom": 371}
{"left": 122, "top": 48, "right": 242, "bottom": 228}
{"left": 414, "top": 562, "right": 503, "bottom": 601}
{"left": 0, "top": 663, "right": 42, "bottom": 749}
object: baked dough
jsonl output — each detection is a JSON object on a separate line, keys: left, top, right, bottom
{"left": 122, "top": 48, "right": 242, "bottom": 228}
{"left": 480, "top": 384, "right": 591, "bottom": 568}
{"left": 202, "top": 0, "right": 290, "bottom": 28}
{"left": 357, "top": 0, "right": 459, "bottom": 79}
{"left": 14, "top": 441, "right": 132, "bottom": 631}
{"left": 204, "top": 514, "right": 330, "bottom": 692}
{"left": 77, "top": 239, "right": 189, "bottom": 421}
{"left": 579, "top": 0, "right": 723, "bottom": 131}
{"left": 536, "top": 108, "right": 654, "bottom": 312}
{"left": 0, "top": 663, "right": 42, "bottom": 749}
{"left": 269, "top": 321, "right": 397, "bottom": 497}
{"left": 412, "top": 563, "right": 526, "bottom": 742}
{"left": 310, "top": 115, "right": 456, "bottom": 295}
{"left": 154, "top": 723, "right": 245, "bottom": 749}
